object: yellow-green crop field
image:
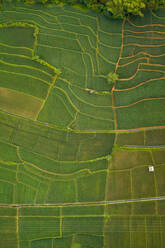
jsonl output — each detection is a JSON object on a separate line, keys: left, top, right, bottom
{"left": 0, "top": 1, "right": 165, "bottom": 247}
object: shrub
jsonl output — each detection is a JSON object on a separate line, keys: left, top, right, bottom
{"left": 107, "top": 72, "right": 118, "bottom": 84}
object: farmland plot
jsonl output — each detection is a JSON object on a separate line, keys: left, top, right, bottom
{"left": 0, "top": 1, "right": 165, "bottom": 248}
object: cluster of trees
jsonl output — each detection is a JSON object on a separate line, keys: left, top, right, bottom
{"left": 3, "top": 0, "right": 165, "bottom": 18}
{"left": 85, "top": 0, "right": 165, "bottom": 18}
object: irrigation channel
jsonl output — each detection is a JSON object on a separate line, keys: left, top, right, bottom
{"left": 1, "top": 196, "right": 165, "bottom": 208}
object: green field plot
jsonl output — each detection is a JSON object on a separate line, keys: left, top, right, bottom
{"left": 106, "top": 170, "right": 131, "bottom": 200}
{"left": 114, "top": 9, "right": 165, "bottom": 130}
{"left": 114, "top": 78, "right": 165, "bottom": 107}
{"left": 0, "top": 24, "right": 56, "bottom": 121}
{"left": 0, "top": 87, "right": 42, "bottom": 120}
{"left": 161, "top": 217, "right": 165, "bottom": 245}
{"left": 132, "top": 166, "right": 156, "bottom": 198}
{"left": 105, "top": 202, "right": 131, "bottom": 215}
{"left": 19, "top": 216, "right": 60, "bottom": 240}
{"left": 0, "top": 56, "right": 53, "bottom": 99}
{"left": 110, "top": 147, "right": 152, "bottom": 170}
{"left": 74, "top": 234, "right": 104, "bottom": 248}
{"left": 116, "top": 131, "right": 144, "bottom": 146}
{"left": 0, "top": 69, "right": 50, "bottom": 99}
{"left": 70, "top": 112, "right": 114, "bottom": 131}
{"left": 116, "top": 99, "right": 165, "bottom": 129}
{"left": 0, "top": 43, "right": 32, "bottom": 57}
{"left": 38, "top": 87, "right": 76, "bottom": 127}
{"left": 0, "top": 140, "right": 20, "bottom": 163}
{"left": 5, "top": 2, "right": 121, "bottom": 92}
{"left": 0, "top": 180, "right": 14, "bottom": 204}
{"left": 0, "top": 53, "right": 54, "bottom": 81}
{"left": 146, "top": 129, "right": 165, "bottom": 146}
{"left": 55, "top": 234, "right": 103, "bottom": 248}
{"left": 76, "top": 133, "right": 114, "bottom": 161}
{"left": 38, "top": 79, "right": 114, "bottom": 130}
{"left": 0, "top": 163, "right": 17, "bottom": 184}
{"left": 19, "top": 208, "right": 60, "bottom": 244}
{"left": 154, "top": 164, "right": 165, "bottom": 196}
{"left": 0, "top": 215, "right": 18, "bottom": 248}
{"left": 62, "top": 205, "right": 104, "bottom": 216}
{"left": 46, "top": 180, "right": 76, "bottom": 203}
{"left": 62, "top": 216, "right": 104, "bottom": 235}
{"left": 0, "top": 207, "right": 17, "bottom": 216}
{"left": 0, "top": 153, "right": 108, "bottom": 204}
{"left": 53, "top": 236, "right": 73, "bottom": 248}
{"left": 130, "top": 216, "right": 146, "bottom": 248}
{"left": 77, "top": 171, "right": 107, "bottom": 202}
{"left": 0, "top": 109, "right": 20, "bottom": 128}
{"left": 15, "top": 183, "right": 36, "bottom": 204}
{"left": 0, "top": 122, "right": 14, "bottom": 142}
{"left": 132, "top": 201, "right": 156, "bottom": 215}
{"left": 12, "top": 129, "right": 38, "bottom": 150}
{"left": 19, "top": 206, "right": 104, "bottom": 247}
{"left": 11, "top": 116, "right": 114, "bottom": 161}
{"left": 158, "top": 200, "right": 165, "bottom": 214}
{"left": 0, "top": 1, "right": 165, "bottom": 248}
{"left": 0, "top": 26, "right": 34, "bottom": 49}
{"left": 104, "top": 216, "right": 130, "bottom": 248}
{"left": 117, "top": 57, "right": 148, "bottom": 79}
{"left": 152, "top": 149, "right": 165, "bottom": 164}
{"left": 146, "top": 216, "right": 162, "bottom": 248}
{"left": 20, "top": 206, "right": 60, "bottom": 217}
{"left": 124, "top": 35, "right": 165, "bottom": 46}
{"left": 17, "top": 166, "right": 40, "bottom": 190}
{"left": 19, "top": 147, "right": 109, "bottom": 174}
{"left": 31, "top": 239, "right": 53, "bottom": 248}
{"left": 115, "top": 70, "right": 165, "bottom": 90}
{"left": 106, "top": 200, "right": 156, "bottom": 216}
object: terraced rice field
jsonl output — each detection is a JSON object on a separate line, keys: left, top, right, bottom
{"left": 0, "top": 1, "right": 165, "bottom": 248}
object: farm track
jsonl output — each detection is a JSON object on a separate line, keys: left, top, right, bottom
{"left": 0, "top": 196, "right": 165, "bottom": 208}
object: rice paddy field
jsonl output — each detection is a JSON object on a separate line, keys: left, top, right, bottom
{"left": 0, "top": 1, "right": 165, "bottom": 247}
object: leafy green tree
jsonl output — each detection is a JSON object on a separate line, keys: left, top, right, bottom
{"left": 2, "top": 0, "right": 165, "bottom": 18}
{"left": 106, "top": 0, "right": 147, "bottom": 18}
{"left": 147, "top": 0, "right": 165, "bottom": 8}
{"left": 107, "top": 72, "right": 118, "bottom": 84}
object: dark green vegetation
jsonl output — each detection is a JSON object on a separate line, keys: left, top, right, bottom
{"left": 0, "top": 1, "right": 165, "bottom": 248}
{"left": 8, "top": 0, "right": 165, "bottom": 18}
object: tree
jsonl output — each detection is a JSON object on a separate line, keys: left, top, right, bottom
{"left": 106, "top": 0, "right": 147, "bottom": 18}
{"left": 107, "top": 72, "right": 118, "bottom": 84}
{"left": 3, "top": 0, "right": 165, "bottom": 18}
{"left": 147, "top": 0, "right": 165, "bottom": 9}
